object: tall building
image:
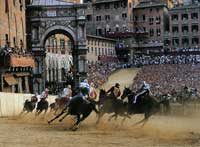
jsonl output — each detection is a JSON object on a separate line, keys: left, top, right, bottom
{"left": 86, "top": 35, "right": 117, "bottom": 63}
{"left": 0, "top": 0, "right": 35, "bottom": 93}
{"left": 131, "top": 0, "right": 169, "bottom": 53}
{"left": 165, "top": 3, "right": 200, "bottom": 51}
{"left": 85, "top": 0, "right": 138, "bottom": 36}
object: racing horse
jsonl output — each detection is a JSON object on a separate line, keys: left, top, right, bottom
{"left": 20, "top": 95, "right": 38, "bottom": 116}
{"left": 121, "top": 87, "right": 170, "bottom": 126}
{"left": 35, "top": 98, "right": 49, "bottom": 118}
{"left": 96, "top": 89, "right": 131, "bottom": 125}
{"left": 49, "top": 97, "right": 70, "bottom": 115}
{"left": 48, "top": 93, "right": 99, "bottom": 131}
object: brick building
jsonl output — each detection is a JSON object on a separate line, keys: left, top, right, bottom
{"left": 0, "top": 0, "right": 35, "bottom": 93}
{"left": 85, "top": 0, "right": 138, "bottom": 36}
{"left": 131, "top": 0, "right": 169, "bottom": 53}
{"left": 164, "top": 3, "right": 200, "bottom": 51}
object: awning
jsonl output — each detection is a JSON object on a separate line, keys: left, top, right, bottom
{"left": 4, "top": 76, "right": 17, "bottom": 85}
{"left": 10, "top": 54, "right": 35, "bottom": 68}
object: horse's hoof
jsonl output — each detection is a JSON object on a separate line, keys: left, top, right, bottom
{"left": 48, "top": 121, "right": 51, "bottom": 124}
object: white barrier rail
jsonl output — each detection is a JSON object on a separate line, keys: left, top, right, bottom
{"left": 0, "top": 92, "right": 57, "bottom": 117}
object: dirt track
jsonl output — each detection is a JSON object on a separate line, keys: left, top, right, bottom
{"left": 0, "top": 69, "right": 200, "bottom": 147}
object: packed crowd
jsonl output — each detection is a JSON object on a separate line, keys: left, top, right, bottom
{"left": 132, "top": 63, "right": 200, "bottom": 96}
{"left": 87, "top": 62, "right": 117, "bottom": 88}
{"left": 133, "top": 54, "right": 200, "bottom": 66}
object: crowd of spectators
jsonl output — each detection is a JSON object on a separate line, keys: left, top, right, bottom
{"left": 133, "top": 54, "right": 200, "bottom": 66}
{"left": 87, "top": 62, "right": 117, "bottom": 88}
{"left": 132, "top": 63, "right": 200, "bottom": 96}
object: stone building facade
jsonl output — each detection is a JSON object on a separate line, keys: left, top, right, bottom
{"left": 26, "top": 0, "right": 87, "bottom": 93}
{"left": 0, "top": 0, "right": 35, "bottom": 93}
{"left": 164, "top": 4, "right": 200, "bottom": 51}
{"left": 85, "top": 0, "right": 138, "bottom": 36}
{"left": 86, "top": 35, "right": 117, "bottom": 63}
{"left": 131, "top": 0, "right": 169, "bottom": 53}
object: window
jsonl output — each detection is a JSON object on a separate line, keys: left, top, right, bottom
{"left": 172, "top": 38, "right": 179, "bottom": 46}
{"left": 96, "top": 16, "right": 101, "bottom": 21}
{"left": 142, "top": 15, "right": 146, "bottom": 21}
{"left": 129, "top": 2, "right": 131, "bottom": 8}
{"left": 95, "top": 48, "right": 97, "bottom": 56}
{"left": 86, "top": 15, "right": 92, "bottom": 21}
{"left": 182, "top": 14, "right": 188, "bottom": 20}
{"left": 192, "top": 38, "right": 199, "bottom": 45}
{"left": 19, "top": 0, "right": 23, "bottom": 11}
{"left": 191, "top": 13, "right": 198, "bottom": 19}
{"left": 5, "top": 0, "right": 9, "bottom": 13}
{"left": 149, "top": 17, "right": 154, "bottom": 25}
{"left": 105, "top": 15, "right": 110, "bottom": 21}
{"left": 172, "top": 26, "right": 179, "bottom": 33}
{"left": 5, "top": 34, "right": 9, "bottom": 45}
{"left": 96, "top": 5, "right": 101, "bottom": 10}
{"left": 150, "top": 29, "right": 154, "bottom": 36}
{"left": 134, "top": 16, "right": 138, "bottom": 21}
{"left": 13, "top": 0, "right": 16, "bottom": 6}
{"left": 122, "top": 13, "right": 127, "bottom": 19}
{"left": 171, "top": 14, "right": 178, "bottom": 21}
{"left": 157, "top": 28, "right": 161, "bottom": 36}
{"left": 155, "top": 16, "right": 161, "bottom": 24}
{"left": 105, "top": 3, "right": 110, "bottom": 9}
{"left": 121, "top": 2, "right": 127, "bottom": 8}
{"left": 114, "top": 2, "right": 119, "bottom": 9}
{"left": 13, "top": 37, "right": 16, "bottom": 46}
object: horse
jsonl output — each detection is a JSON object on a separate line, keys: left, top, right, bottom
{"left": 96, "top": 89, "right": 131, "bottom": 125}
{"left": 49, "top": 97, "right": 69, "bottom": 115}
{"left": 121, "top": 87, "right": 170, "bottom": 126}
{"left": 20, "top": 95, "right": 38, "bottom": 116}
{"left": 35, "top": 98, "right": 49, "bottom": 117}
{"left": 48, "top": 94, "right": 99, "bottom": 131}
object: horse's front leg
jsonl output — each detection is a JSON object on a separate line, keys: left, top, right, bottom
{"left": 59, "top": 110, "right": 69, "bottom": 122}
{"left": 48, "top": 108, "right": 66, "bottom": 124}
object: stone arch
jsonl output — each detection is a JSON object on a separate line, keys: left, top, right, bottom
{"left": 40, "top": 25, "right": 76, "bottom": 48}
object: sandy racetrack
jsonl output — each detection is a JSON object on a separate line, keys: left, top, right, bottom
{"left": 0, "top": 69, "right": 200, "bottom": 147}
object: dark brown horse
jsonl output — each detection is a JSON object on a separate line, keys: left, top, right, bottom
{"left": 96, "top": 89, "right": 131, "bottom": 125}
{"left": 35, "top": 98, "right": 49, "bottom": 117}
{"left": 121, "top": 87, "right": 170, "bottom": 126}
{"left": 48, "top": 93, "right": 99, "bottom": 131}
{"left": 20, "top": 95, "right": 38, "bottom": 116}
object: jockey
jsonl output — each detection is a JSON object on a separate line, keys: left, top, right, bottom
{"left": 40, "top": 88, "right": 49, "bottom": 101}
{"left": 89, "top": 82, "right": 97, "bottom": 100}
{"left": 67, "top": 79, "right": 90, "bottom": 106}
{"left": 61, "top": 85, "right": 72, "bottom": 100}
{"left": 107, "top": 83, "right": 121, "bottom": 99}
{"left": 133, "top": 81, "right": 150, "bottom": 104}
{"left": 79, "top": 79, "right": 90, "bottom": 103}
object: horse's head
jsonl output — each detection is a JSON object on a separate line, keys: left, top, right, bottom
{"left": 121, "top": 87, "right": 133, "bottom": 100}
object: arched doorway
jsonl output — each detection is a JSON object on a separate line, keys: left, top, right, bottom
{"left": 26, "top": 3, "right": 87, "bottom": 94}
{"left": 44, "top": 33, "right": 73, "bottom": 94}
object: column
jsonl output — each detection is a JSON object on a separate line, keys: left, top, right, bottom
{"left": 18, "top": 78, "right": 23, "bottom": 93}
{"left": 25, "top": 76, "right": 30, "bottom": 93}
